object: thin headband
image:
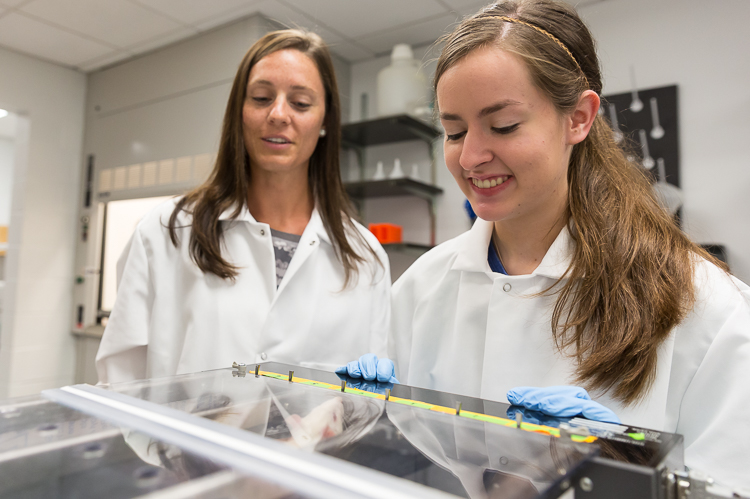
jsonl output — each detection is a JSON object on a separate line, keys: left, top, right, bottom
{"left": 495, "top": 15, "right": 589, "bottom": 88}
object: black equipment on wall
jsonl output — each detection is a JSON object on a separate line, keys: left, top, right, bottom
{"left": 602, "top": 85, "right": 729, "bottom": 269}
{"left": 601, "top": 84, "right": 679, "bottom": 188}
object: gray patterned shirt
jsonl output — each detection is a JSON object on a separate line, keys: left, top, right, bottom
{"left": 271, "top": 229, "right": 301, "bottom": 288}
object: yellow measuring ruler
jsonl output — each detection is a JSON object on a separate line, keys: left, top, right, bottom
{"left": 256, "top": 370, "right": 597, "bottom": 443}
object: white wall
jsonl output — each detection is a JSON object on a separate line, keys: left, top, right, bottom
{"left": 0, "top": 46, "right": 86, "bottom": 398}
{"left": 85, "top": 16, "right": 275, "bottom": 171}
{"left": 0, "top": 137, "right": 14, "bottom": 226}
{"left": 580, "top": 0, "right": 750, "bottom": 283}
{"left": 84, "top": 14, "right": 350, "bottom": 171}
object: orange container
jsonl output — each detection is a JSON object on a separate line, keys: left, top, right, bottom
{"left": 368, "top": 223, "right": 403, "bottom": 244}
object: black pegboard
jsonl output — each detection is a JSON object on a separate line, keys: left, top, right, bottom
{"left": 601, "top": 85, "right": 679, "bottom": 188}
{"left": 600, "top": 86, "right": 729, "bottom": 266}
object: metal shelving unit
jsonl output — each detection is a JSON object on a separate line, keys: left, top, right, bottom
{"left": 343, "top": 178, "right": 442, "bottom": 200}
{"left": 381, "top": 242, "right": 433, "bottom": 253}
{"left": 342, "top": 115, "right": 443, "bottom": 246}
{"left": 342, "top": 114, "right": 440, "bottom": 145}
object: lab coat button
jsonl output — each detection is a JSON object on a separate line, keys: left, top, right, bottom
{"left": 260, "top": 229, "right": 265, "bottom": 236}
{"left": 260, "top": 352, "right": 267, "bottom": 361}
{"left": 310, "top": 240, "right": 316, "bottom": 246}
{"left": 503, "top": 283, "right": 511, "bottom": 292}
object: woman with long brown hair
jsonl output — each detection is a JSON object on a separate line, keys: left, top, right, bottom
{"left": 96, "top": 29, "right": 391, "bottom": 384}
{"left": 344, "top": 0, "right": 750, "bottom": 487}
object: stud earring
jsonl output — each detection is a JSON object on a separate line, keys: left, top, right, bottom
{"left": 319, "top": 128, "right": 326, "bottom": 137}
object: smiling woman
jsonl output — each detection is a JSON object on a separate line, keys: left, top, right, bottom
{"left": 382, "top": 0, "right": 750, "bottom": 488}
{"left": 438, "top": 47, "right": 581, "bottom": 263}
{"left": 95, "top": 30, "right": 390, "bottom": 386}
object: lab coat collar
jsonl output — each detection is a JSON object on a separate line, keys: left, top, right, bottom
{"left": 218, "top": 204, "right": 254, "bottom": 222}
{"left": 533, "top": 225, "right": 574, "bottom": 280}
{"left": 307, "top": 208, "right": 332, "bottom": 245}
{"left": 451, "top": 218, "right": 574, "bottom": 280}
{"left": 218, "top": 203, "right": 332, "bottom": 245}
{"left": 451, "top": 218, "right": 494, "bottom": 273}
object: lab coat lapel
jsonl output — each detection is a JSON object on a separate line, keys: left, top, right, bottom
{"left": 449, "top": 221, "right": 576, "bottom": 402}
{"left": 222, "top": 205, "right": 277, "bottom": 301}
{"left": 256, "top": 208, "right": 324, "bottom": 357}
{"left": 221, "top": 204, "right": 328, "bottom": 301}
{"left": 432, "top": 219, "right": 494, "bottom": 396}
{"left": 451, "top": 218, "right": 575, "bottom": 279}
{"left": 451, "top": 218, "right": 494, "bottom": 273}
{"left": 274, "top": 207, "right": 327, "bottom": 299}
{"left": 531, "top": 225, "right": 574, "bottom": 280}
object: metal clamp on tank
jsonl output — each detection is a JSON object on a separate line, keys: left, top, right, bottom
{"left": 231, "top": 361, "right": 248, "bottom": 377}
{"left": 665, "top": 469, "right": 750, "bottom": 499}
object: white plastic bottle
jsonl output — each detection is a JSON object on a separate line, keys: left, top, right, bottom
{"left": 388, "top": 158, "right": 405, "bottom": 179}
{"left": 373, "top": 161, "right": 386, "bottom": 180}
{"left": 376, "top": 44, "right": 429, "bottom": 117}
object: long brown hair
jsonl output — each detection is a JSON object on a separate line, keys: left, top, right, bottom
{"left": 169, "top": 29, "right": 378, "bottom": 286}
{"left": 435, "top": 0, "right": 726, "bottom": 404}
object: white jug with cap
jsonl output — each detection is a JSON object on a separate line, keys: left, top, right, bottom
{"left": 376, "top": 44, "right": 429, "bottom": 117}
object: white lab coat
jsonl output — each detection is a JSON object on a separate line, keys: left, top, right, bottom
{"left": 390, "top": 218, "right": 750, "bottom": 488}
{"left": 96, "top": 198, "right": 391, "bottom": 384}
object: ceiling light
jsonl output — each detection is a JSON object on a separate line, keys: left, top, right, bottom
{"left": 0, "top": 109, "right": 8, "bottom": 119}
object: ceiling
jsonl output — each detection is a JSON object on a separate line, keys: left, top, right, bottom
{"left": 0, "top": 0, "right": 606, "bottom": 73}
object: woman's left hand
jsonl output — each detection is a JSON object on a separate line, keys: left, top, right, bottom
{"left": 335, "top": 353, "right": 399, "bottom": 383}
{"left": 507, "top": 386, "right": 620, "bottom": 424}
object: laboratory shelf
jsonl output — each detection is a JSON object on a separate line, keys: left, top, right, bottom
{"left": 381, "top": 242, "right": 433, "bottom": 253}
{"left": 341, "top": 114, "right": 440, "bottom": 147}
{"left": 341, "top": 115, "right": 443, "bottom": 247}
{"left": 344, "top": 178, "right": 442, "bottom": 202}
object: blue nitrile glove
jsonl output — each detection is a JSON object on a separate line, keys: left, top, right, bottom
{"left": 506, "top": 386, "right": 620, "bottom": 424}
{"left": 335, "top": 354, "right": 399, "bottom": 383}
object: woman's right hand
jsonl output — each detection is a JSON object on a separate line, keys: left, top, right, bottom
{"left": 507, "top": 386, "right": 620, "bottom": 423}
{"left": 335, "top": 353, "right": 399, "bottom": 383}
